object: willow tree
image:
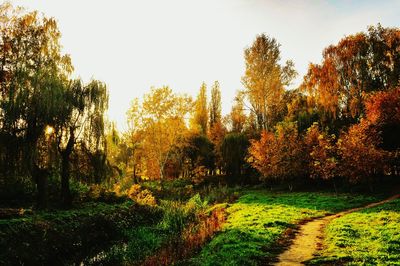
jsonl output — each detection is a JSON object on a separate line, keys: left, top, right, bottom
{"left": 0, "top": 3, "right": 73, "bottom": 207}
{"left": 242, "top": 34, "right": 297, "bottom": 131}
{"left": 54, "top": 79, "right": 108, "bottom": 206}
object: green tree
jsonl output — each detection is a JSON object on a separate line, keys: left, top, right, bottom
{"left": 0, "top": 4, "right": 73, "bottom": 207}
{"left": 221, "top": 133, "right": 249, "bottom": 181}
{"left": 53, "top": 79, "right": 108, "bottom": 206}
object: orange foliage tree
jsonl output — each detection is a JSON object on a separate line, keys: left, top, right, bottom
{"left": 337, "top": 120, "right": 386, "bottom": 185}
{"left": 127, "top": 87, "right": 192, "bottom": 180}
{"left": 248, "top": 122, "right": 306, "bottom": 189}
{"left": 304, "top": 123, "right": 338, "bottom": 182}
{"left": 364, "top": 87, "right": 400, "bottom": 174}
{"left": 302, "top": 25, "right": 400, "bottom": 122}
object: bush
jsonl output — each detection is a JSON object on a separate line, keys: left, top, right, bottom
{"left": 127, "top": 184, "right": 157, "bottom": 206}
{"left": 158, "top": 194, "right": 207, "bottom": 233}
{"left": 87, "top": 184, "right": 123, "bottom": 203}
{"left": 70, "top": 180, "right": 90, "bottom": 202}
{"left": 0, "top": 202, "right": 162, "bottom": 265}
{"left": 0, "top": 176, "right": 35, "bottom": 203}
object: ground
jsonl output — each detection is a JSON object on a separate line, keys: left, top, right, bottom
{"left": 1, "top": 186, "right": 399, "bottom": 265}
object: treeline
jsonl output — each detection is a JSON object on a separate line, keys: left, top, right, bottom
{"left": 249, "top": 26, "right": 400, "bottom": 190}
{"left": 0, "top": 3, "right": 109, "bottom": 207}
{"left": 1, "top": 2, "right": 400, "bottom": 209}
{"left": 113, "top": 25, "right": 400, "bottom": 191}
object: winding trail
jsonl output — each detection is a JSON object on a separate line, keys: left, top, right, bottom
{"left": 274, "top": 194, "right": 400, "bottom": 266}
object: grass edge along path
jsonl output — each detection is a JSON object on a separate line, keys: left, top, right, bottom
{"left": 191, "top": 191, "right": 380, "bottom": 266}
{"left": 275, "top": 193, "right": 400, "bottom": 266}
{"left": 306, "top": 194, "right": 400, "bottom": 266}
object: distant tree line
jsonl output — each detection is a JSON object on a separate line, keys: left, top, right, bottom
{"left": 116, "top": 27, "right": 400, "bottom": 191}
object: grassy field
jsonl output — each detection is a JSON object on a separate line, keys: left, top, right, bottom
{"left": 191, "top": 191, "right": 379, "bottom": 266}
{"left": 2, "top": 187, "right": 395, "bottom": 265}
{"left": 309, "top": 198, "right": 400, "bottom": 266}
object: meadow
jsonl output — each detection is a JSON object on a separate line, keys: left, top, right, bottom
{"left": 192, "top": 191, "right": 381, "bottom": 265}
{"left": 309, "top": 198, "right": 400, "bottom": 266}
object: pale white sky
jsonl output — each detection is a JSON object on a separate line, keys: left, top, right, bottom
{"left": 11, "top": 0, "right": 400, "bottom": 131}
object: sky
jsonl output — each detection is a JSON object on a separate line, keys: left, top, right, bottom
{"left": 11, "top": 0, "right": 400, "bottom": 131}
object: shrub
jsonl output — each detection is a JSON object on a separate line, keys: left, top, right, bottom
{"left": 159, "top": 194, "right": 207, "bottom": 232}
{"left": 127, "top": 184, "right": 157, "bottom": 206}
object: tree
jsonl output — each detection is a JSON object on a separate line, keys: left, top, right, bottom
{"left": 364, "top": 87, "right": 400, "bottom": 151}
{"left": 0, "top": 4, "right": 73, "bottom": 207}
{"left": 53, "top": 79, "right": 108, "bottom": 206}
{"left": 337, "top": 120, "right": 386, "bottom": 187}
{"left": 242, "top": 34, "right": 297, "bottom": 131}
{"left": 228, "top": 92, "right": 247, "bottom": 133}
{"left": 248, "top": 122, "right": 305, "bottom": 190}
{"left": 209, "top": 81, "right": 222, "bottom": 127}
{"left": 364, "top": 87, "right": 400, "bottom": 174}
{"left": 127, "top": 86, "right": 192, "bottom": 180}
{"left": 221, "top": 133, "right": 249, "bottom": 180}
{"left": 304, "top": 123, "right": 338, "bottom": 184}
{"left": 302, "top": 25, "right": 400, "bottom": 124}
{"left": 183, "top": 133, "right": 215, "bottom": 179}
{"left": 191, "top": 82, "right": 208, "bottom": 134}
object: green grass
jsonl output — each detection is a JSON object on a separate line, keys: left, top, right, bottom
{"left": 192, "top": 191, "right": 379, "bottom": 266}
{"left": 309, "top": 198, "right": 400, "bottom": 266}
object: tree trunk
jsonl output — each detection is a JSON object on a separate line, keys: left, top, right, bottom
{"left": 61, "top": 152, "right": 72, "bottom": 207}
{"left": 60, "top": 128, "right": 74, "bottom": 207}
{"left": 333, "top": 179, "right": 338, "bottom": 196}
{"left": 34, "top": 165, "right": 48, "bottom": 209}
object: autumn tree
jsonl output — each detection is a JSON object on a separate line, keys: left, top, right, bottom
{"left": 191, "top": 82, "right": 208, "bottom": 134}
{"left": 127, "top": 86, "right": 192, "bottom": 180}
{"left": 207, "top": 81, "right": 226, "bottom": 174}
{"left": 337, "top": 120, "right": 386, "bottom": 188}
{"left": 302, "top": 25, "right": 400, "bottom": 124}
{"left": 248, "top": 122, "right": 305, "bottom": 190}
{"left": 363, "top": 87, "right": 400, "bottom": 175}
{"left": 364, "top": 87, "right": 400, "bottom": 151}
{"left": 209, "top": 81, "right": 222, "bottom": 127}
{"left": 242, "top": 34, "right": 297, "bottom": 131}
{"left": 228, "top": 92, "right": 247, "bottom": 133}
{"left": 304, "top": 123, "right": 338, "bottom": 185}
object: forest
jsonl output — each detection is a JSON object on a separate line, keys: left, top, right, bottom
{"left": 1, "top": 2, "right": 400, "bottom": 266}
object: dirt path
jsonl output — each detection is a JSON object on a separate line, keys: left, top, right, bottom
{"left": 274, "top": 194, "right": 400, "bottom": 266}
